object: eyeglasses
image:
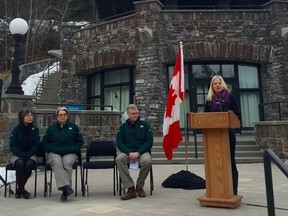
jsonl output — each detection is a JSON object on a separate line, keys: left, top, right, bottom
{"left": 58, "top": 114, "right": 68, "bottom": 117}
{"left": 129, "top": 112, "right": 139, "bottom": 115}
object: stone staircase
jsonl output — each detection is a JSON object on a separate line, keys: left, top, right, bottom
{"left": 151, "top": 133, "right": 264, "bottom": 164}
{"left": 35, "top": 72, "right": 60, "bottom": 109}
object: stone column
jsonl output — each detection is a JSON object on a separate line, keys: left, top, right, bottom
{"left": 58, "top": 25, "right": 87, "bottom": 104}
{"left": 263, "top": 2, "right": 288, "bottom": 103}
{"left": 134, "top": 0, "right": 166, "bottom": 136}
{"left": 1, "top": 93, "right": 36, "bottom": 113}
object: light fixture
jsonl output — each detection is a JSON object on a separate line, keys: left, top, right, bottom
{"left": 5, "top": 18, "right": 29, "bottom": 94}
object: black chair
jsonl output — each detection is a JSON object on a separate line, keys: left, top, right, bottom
{"left": 0, "top": 175, "right": 14, "bottom": 196}
{"left": 4, "top": 163, "right": 17, "bottom": 197}
{"left": 4, "top": 155, "right": 42, "bottom": 198}
{"left": 119, "top": 156, "right": 154, "bottom": 196}
{"left": 4, "top": 143, "right": 48, "bottom": 198}
{"left": 34, "top": 144, "right": 47, "bottom": 197}
{"left": 72, "top": 151, "right": 83, "bottom": 197}
{"left": 82, "top": 140, "right": 118, "bottom": 196}
{"left": 44, "top": 151, "right": 83, "bottom": 197}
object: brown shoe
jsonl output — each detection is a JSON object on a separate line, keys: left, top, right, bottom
{"left": 136, "top": 185, "right": 146, "bottom": 197}
{"left": 120, "top": 187, "right": 137, "bottom": 200}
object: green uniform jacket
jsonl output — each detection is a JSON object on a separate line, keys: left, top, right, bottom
{"left": 116, "top": 118, "right": 153, "bottom": 155}
{"left": 43, "top": 121, "right": 83, "bottom": 156}
{"left": 10, "top": 123, "right": 40, "bottom": 157}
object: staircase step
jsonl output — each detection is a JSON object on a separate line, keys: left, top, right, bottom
{"left": 152, "top": 144, "right": 262, "bottom": 151}
{"left": 152, "top": 151, "right": 263, "bottom": 157}
{"left": 36, "top": 72, "right": 60, "bottom": 106}
{"left": 152, "top": 157, "right": 263, "bottom": 164}
{"left": 151, "top": 135, "right": 262, "bottom": 164}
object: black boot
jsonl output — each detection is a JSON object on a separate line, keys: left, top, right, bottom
{"left": 15, "top": 188, "right": 22, "bottom": 199}
{"left": 232, "top": 171, "right": 238, "bottom": 195}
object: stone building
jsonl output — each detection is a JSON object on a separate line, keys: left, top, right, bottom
{"left": 57, "top": 0, "right": 288, "bottom": 136}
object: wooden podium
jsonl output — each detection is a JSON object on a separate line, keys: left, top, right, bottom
{"left": 189, "top": 111, "right": 242, "bottom": 208}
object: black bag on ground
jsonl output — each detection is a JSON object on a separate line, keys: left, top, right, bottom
{"left": 162, "top": 170, "right": 206, "bottom": 190}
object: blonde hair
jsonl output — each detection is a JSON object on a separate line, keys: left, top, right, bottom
{"left": 206, "top": 75, "right": 229, "bottom": 101}
{"left": 56, "top": 106, "right": 69, "bottom": 116}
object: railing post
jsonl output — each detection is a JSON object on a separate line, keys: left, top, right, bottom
{"left": 263, "top": 151, "right": 275, "bottom": 216}
{"left": 193, "top": 129, "right": 198, "bottom": 159}
{"left": 277, "top": 102, "right": 281, "bottom": 120}
{"left": 186, "top": 113, "right": 189, "bottom": 141}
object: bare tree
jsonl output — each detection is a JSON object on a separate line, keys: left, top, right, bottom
{"left": 25, "top": 0, "right": 33, "bottom": 62}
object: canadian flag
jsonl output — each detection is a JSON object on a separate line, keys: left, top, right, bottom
{"left": 162, "top": 45, "right": 185, "bottom": 160}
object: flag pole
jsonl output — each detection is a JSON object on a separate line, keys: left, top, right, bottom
{"left": 180, "top": 42, "right": 189, "bottom": 171}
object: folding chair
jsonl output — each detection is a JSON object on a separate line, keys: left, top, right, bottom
{"left": 82, "top": 140, "right": 118, "bottom": 196}
{"left": 72, "top": 151, "right": 83, "bottom": 197}
{"left": 3, "top": 163, "right": 16, "bottom": 197}
{"left": 4, "top": 160, "right": 39, "bottom": 198}
{"left": 34, "top": 144, "right": 47, "bottom": 197}
{"left": 4, "top": 143, "right": 47, "bottom": 198}
{"left": 1, "top": 174, "right": 14, "bottom": 196}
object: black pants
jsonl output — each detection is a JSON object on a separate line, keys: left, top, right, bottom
{"left": 229, "top": 129, "right": 238, "bottom": 195}
{"left": 14, "top": 159, "right": 36, "bottom": 192}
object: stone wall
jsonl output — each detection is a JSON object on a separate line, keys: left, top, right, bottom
{"left": 0, "top": 113, "right": 18, "bottom": 164}
{"left": 58, "top": 0, "right": 288, "bottom": 134}
{"left": 254, "top": 121, "right": 288, "bottom": 159}
{"left": 33, "top": 109, "right": 122, "bottom": 144}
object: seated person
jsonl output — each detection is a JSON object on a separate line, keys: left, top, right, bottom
{"left": 116, "top": 104, "right": 153, "bottom": 200}
{"left": 10, "top": 108, "right": 40, "bottom": 199}
{"left": 43, "top": 107, "right": 83, "bottom": 201}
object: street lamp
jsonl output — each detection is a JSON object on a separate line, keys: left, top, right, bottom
{"left": 5, "top": 18, "right": 29, "bottom": 94}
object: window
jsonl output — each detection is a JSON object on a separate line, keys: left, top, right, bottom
{"left": 88, "top": 67, "right": 134, "bottom": 122}
{"left": 167, "top": 62, "right": 261, "bottom": 130}
{"left": 238, "top": 65, "right": 260, "bottom": 127}
{"left": 192, "top": 64, "right": 234, "bottom": 78}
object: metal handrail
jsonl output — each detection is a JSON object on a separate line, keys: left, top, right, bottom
{"left": 33, "top": 59, "right": 59, "bottom": 99}
{"left": 263, "top": 149, "right": 288, "bottom": 216}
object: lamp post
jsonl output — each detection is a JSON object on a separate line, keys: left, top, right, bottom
{"left": 5, "top": 18, "right": 28, "bottom": 94}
